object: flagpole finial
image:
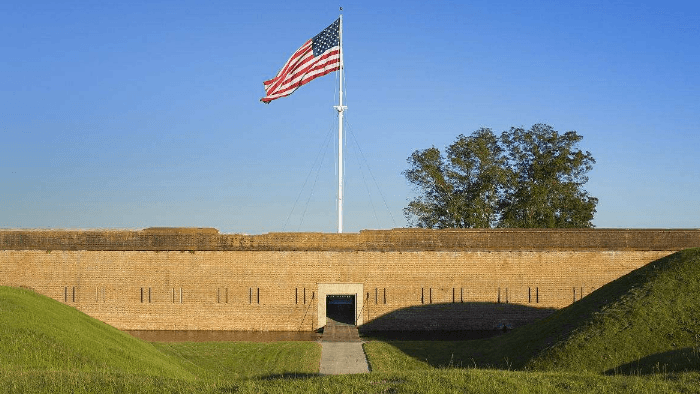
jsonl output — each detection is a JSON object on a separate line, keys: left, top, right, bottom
{"left": 340, "top": 6, "right": 342, "bottom": 11}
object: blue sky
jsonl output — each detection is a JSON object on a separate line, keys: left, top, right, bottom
{"left": 1, "top": 0, "right": 698, "bottom": 233}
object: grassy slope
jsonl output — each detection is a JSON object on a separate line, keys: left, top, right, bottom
{"left": 0, "top": 285, "right": 324, "bottom": 391}
{"left": 365, "top": 248, "right": 700, "bottom": 374}
{"left": 528, "top": 247, "right": 700, "bottom": 373}
{"left": 0, "top": 286, "right": 195, "bottom": 379}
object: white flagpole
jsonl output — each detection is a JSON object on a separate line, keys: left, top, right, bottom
{"left": 334, "top": 13, "right": 346, "bottom": 233}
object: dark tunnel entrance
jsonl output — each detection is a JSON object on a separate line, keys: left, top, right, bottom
{"left": 326, "top": 294, "right": 356, "bottom": 325}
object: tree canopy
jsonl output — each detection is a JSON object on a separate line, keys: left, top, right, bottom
{"left": 403, "top": 124, "right": 598, "bottom": 228}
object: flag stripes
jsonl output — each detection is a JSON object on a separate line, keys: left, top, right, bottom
{"left": 261, "top": 19, "right": 341, "bottom": 103}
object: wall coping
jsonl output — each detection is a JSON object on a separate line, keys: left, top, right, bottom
{"left": 1, "top": 228, "right": 699, "bottom": 252}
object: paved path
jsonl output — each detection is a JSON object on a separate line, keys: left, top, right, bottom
{"left": 318, "top": 319, "right": 369, "bottom": 375}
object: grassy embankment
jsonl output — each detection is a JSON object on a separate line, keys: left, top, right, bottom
{"left": 2, "top": 248, "right": 700, "bottom": 392}
{"left": 364, "top": 247, "right": 700, "bottom": 374}
{"left": 0, "top": 286, "right": 320, "bottom": 392}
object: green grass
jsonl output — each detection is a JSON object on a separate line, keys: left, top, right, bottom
{"left": 2, "top": 368, "right": 699, "bottom": 393}
{"left": 3, "top": 248, "right": 700, "bottom": 392}
{"left": 0, "top": 286, "right": 194, "bottom": 379}
{"left": 529, "top": 248, "right": 700, "bottom": 373}
{"left": 364, "top": 248, "right": 700, "bottom": 374}
{"left": 154, "top": 341, "right": 321, "bottom": 381}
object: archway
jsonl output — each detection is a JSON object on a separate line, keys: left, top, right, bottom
{"left": 317, "top": 283, "right": 364, "bottom": 328}
{"left": 326, "top": 294, "right": 356, "bottom": 325}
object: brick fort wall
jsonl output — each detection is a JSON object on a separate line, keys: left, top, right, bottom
{"left": 1, "top": 228, "right": 698, "bottom": 331}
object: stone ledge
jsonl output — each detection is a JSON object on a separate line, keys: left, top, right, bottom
{"left": 0, "top": 228, "right": 698, "bottom": 252}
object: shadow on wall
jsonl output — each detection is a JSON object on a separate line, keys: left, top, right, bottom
{"left": 359, "top": 302, "right": 556, "bottom": 335}
{"left": 358, "top": 302, "right": 557, "bottom": 370}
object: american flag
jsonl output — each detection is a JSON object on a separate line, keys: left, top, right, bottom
{"left": 261, "top": 18, "right": 341, "bottom": 103}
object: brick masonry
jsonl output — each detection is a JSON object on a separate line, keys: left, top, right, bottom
{"left": 1, "top": 228, "right": 698, "bottom": 331}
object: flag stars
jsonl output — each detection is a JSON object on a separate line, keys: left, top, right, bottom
{"left": 312, "top": 19, "right": 340, "bottom": 57}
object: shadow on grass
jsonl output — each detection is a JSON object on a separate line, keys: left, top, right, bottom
{"left": 361, "top": 329, "right": 504, "bottom": 342}
{"left": 605, "top": 348, "right": 700, "bottom": 375}
{"left": 258, "top": 373, "right": 320, "bottom": 380}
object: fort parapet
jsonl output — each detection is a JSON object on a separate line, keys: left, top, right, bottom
{"left": 2, "top": 228, "right": 698, "bottom": 251}
{"left": 1, "top": 228, "right": 698, "bottom": 332}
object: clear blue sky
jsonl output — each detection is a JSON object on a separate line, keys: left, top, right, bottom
{"left": 1, "top": 0, "right": 698, "bottom": 234}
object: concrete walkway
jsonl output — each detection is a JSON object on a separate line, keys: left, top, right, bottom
{"left": 318, "top": 319, "right": 369, "bottom": 375}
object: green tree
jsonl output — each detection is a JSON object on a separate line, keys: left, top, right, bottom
{"left": 403, "top": 124, "right": 598, "bottom": 228}
{"left": 499, "top": 124, "right": 598, "bottom": 228}
{"left": 403, "top": 128, "right": 508, "bottom": 228}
